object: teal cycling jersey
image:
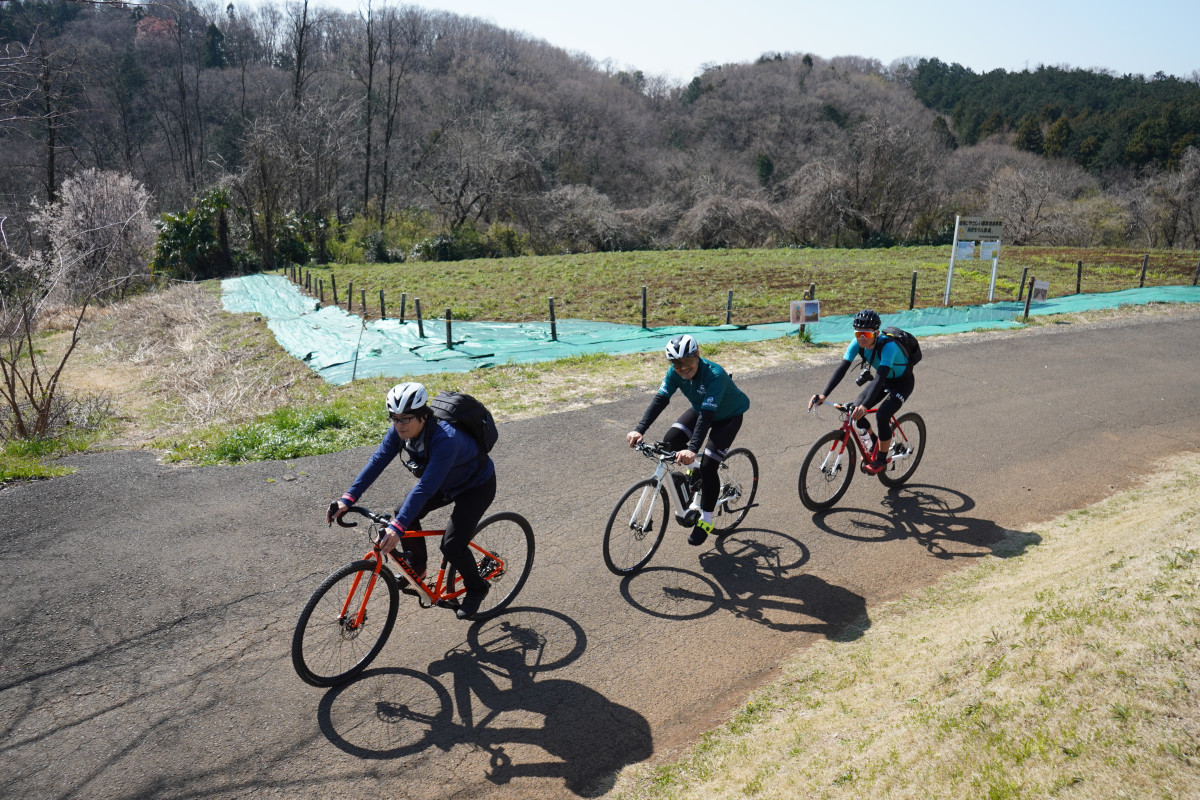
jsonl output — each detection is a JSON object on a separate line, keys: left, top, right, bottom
{"left": 657, "top": 358, "right": 750, "bottom": 420}
{"left": 844, "top": 337, "right": 910, "bottom": 379}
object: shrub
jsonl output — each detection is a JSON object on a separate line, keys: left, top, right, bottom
{"left": 411, "top": 224, "right": 497, "bottom": 262}
{"left": 674, "top": 195, "right": 783, "bottom": 249}
{"left": 154, "top": 187, "right": 240, "bottom": 280}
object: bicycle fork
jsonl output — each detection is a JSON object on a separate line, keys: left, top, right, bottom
{"left": 339, "top": 554, "right": 386, "bottom": 631}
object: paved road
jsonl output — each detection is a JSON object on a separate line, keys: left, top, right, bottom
{"left": 3, "top": 312, "right": 1200, "bottom": 800}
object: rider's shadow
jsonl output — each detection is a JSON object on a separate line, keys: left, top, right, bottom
{"left": 812, "top": 484, "right": 1042, "bottom": 559}
{"left": 619, "top": 528, "right": 870, "bottom": 640}
{"left": 316, "top": 608, "right": 651, "bottom": 799}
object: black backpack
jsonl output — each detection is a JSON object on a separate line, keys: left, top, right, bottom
{"left": 881, "top": 326, "right": 922, "bottom": 368}
{"left": 428, "top": 391, "right": 499, "bottom": 455}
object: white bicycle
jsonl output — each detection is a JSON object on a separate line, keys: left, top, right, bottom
{"left": 602, "top": 441, "right": 759, "bottom": 575}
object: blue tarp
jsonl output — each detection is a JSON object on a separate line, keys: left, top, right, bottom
{"left": 222, "top": 274, "right": 1200, "bottom": 385}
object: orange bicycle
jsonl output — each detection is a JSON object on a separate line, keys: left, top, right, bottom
{"left": 291, "top": 505, "right": 534, "bottom": 687}
{"left": 798, "top": 402, "right": 926, "bottom": 511}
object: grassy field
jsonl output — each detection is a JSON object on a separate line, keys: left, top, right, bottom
{"left": 610, "top": 451, "right": 1200, "bottom": 800}
{"left": 5, "top": 244, "right": 1198, "bottom": 479}
{"left": 290, "top": 246, "right": 1200, "bottom": 326}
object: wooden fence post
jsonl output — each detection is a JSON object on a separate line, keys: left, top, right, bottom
{"left": 445, "top": 308, "right": 453, "bottom": 349}
{"left": 379, "top": 290, "right": 386, "bottom": 319}
{"left": 1076, "top": 261, "right": 1083, "bottom": 295}
{"left": 1140, "top": 254, "right": 1148, "bottom": 288}
{"left": 1017, "top": 267, "right": 1029, "bottom": 301}
{"left": 725, "top": 291, "right": 733, "bottom": 325}
{"left": 549, "top": 297, "right": 557, "bottom": 341}
{"left": 909, "top": 271, "right": 917, "bottom": 310}
{"left": 1023, "top": 277, "right": 1034, "bottom": 320}
{"left": 641, "top": 286, "right": 647, "bottom": 329}
{"left": 415, "top": 298, "right": 424, "bottom": 338}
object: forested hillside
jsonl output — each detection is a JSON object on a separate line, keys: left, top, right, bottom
{"left": 2, "top": 0, "right": 1199, "bottom": 279}
{"left": 912, "top": 58, "right": 1200, "bottom": 172}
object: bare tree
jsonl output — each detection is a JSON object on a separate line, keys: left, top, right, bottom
{"left": 1148, "top": 146, "right": 1200, "bottom": 248}
{"left": 413, "top": 105, "right": 546, "bottom": 228}
{"left": 1, "top": 169, "right": 154, "bottom": 440}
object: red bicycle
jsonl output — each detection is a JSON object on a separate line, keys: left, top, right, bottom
{"left": 797, "top": 402, "right": 926, "bottom": 511}
{"left": 291, "top": 505, "right": 534, "bottom": 687}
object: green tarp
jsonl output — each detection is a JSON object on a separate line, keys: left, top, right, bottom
{"left": 222, "top": 274, "right": 1200, "bottom": 385}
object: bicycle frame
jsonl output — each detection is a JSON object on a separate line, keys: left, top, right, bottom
{"left": 340, "top": 525, "right": 507, "bottom": 627}
{"left": 635, "top": 443, "right": 700, "bottom": 528}
{"left": 814, "top": 403, "right": 916, "bottom": 472}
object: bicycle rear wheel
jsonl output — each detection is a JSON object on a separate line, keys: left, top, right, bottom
{"left": 798, "top": 430, "right": 856, "bottom": 511}
{"left": 292, "top": 559, "right": 399, "bottom": 687}
{"left": 878, "top": 412, "right": 926, "bottom": 487}
{"left": 711, "top": 447, "right": 759, "bottom": 534}
{"left": 603, "top": 479, "right": 669, "bottom": 575}
{"left": 469, "top": 511, "right": 535, "bottom": 619}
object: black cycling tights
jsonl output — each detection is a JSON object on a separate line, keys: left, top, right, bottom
{"left": 662, "top": 410, "right": 743, "bottom": 513}
{"left": 405, "top": 473, "right": 496, "bottom": 592}
{"left": 860, "top": 371, "right": 915, "bottom": 438}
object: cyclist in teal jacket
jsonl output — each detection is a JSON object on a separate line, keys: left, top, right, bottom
{"left": 626, "top": 334, "right": 750, "bottom": 546}
{"left": 808, "top": 309, "right": 914, "bottom": 474}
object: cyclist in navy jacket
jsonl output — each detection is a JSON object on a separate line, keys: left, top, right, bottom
{"left": 808, "top": 309, "right": 914, "bottom": 474}
{"left": 327, "top": 382, "right": 496, "bottom": 619}
{"left": 626, "top": 334, "right": 750, "bottom": 546}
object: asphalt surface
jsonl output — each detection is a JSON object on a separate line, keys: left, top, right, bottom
{"left": 3, "top": 311, "right": 1200, "bottom": 800}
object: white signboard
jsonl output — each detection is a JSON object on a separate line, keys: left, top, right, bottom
{"left": 957, "top": 217, "right": 1004, "bottom": 240}
{"left": 1032, "top": 280, "right": 1049, "bottom": 302}
{"left": 946, "top": 214, "right": 1005, "bottom": 305}
{"left": 790, "top": 299, "right": 820, "bottom": 325}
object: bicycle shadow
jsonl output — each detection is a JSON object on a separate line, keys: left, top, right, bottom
{"left": 617, "top": 527, "right": 870, "bottom": 640}
{"left": 315, "top": 607, "right": 651, "bottom": 798}
{"left": 810, "top": 483, "right": 1041, "bottom": 559}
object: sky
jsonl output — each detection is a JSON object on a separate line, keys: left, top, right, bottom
{"left": 305, "top": 0, "right": 1200, "bottom": 85}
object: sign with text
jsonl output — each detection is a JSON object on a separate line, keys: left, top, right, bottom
{"left": 957, "top": 217, "right": 1004, "bottom": 240}
{"left": 956, "top": 240, "right": 976, "bottom": 260}
{"left": 980, "top": 240, "right": 1000, "bottom": 260}
{"left": 790, "top": 299, "right": 820, "bottom": 325}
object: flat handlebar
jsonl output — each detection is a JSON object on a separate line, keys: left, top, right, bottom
{"left": 634, "top": 440, "right": 680, "bottom": 461}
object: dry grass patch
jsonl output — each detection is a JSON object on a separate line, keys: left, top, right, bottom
{"left": 612, "top": 452, "right": 1200, "bottom": 800}
{"left": 63, "top": 282, "right": 327, "bottom": 445}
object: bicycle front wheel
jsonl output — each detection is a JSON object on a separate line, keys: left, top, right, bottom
{"left": 469, "top": 511, "right": 535, "bottom": 619}
{"left": 603, "top": 479, "right": 669, "bottom": 575}
{"left": 711, "top": 447, "right": 759, "bottom": 534}
{"left": 878, "top": 412, "right": 926, "bottom": 487}
{"left": 798, "top": 431, "right": 856, "bottom": 512}
{"left": 292, "top": 559, "right": 399, "bottom": 687}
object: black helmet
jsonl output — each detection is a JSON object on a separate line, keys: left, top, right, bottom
{"left": 852, "top": 309, "right": 881, "bottom": 331}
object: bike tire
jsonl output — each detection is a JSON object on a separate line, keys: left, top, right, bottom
{"left": 878, "top": 412, "right": 926, "bottom": 487}
{"left": 711, "top": 447, "right": 759, "bottom": 535}
{"left": 602, "top": 479, "right": 669, "bottom": 575}
{"left": 292, "top": 559, "right": 399, "bottom": 687}
{"left": 469, "top": 511, "right": 535, "bottom": 620}
{"left": 798, "top": 430, "right": 856, "bottom": 512}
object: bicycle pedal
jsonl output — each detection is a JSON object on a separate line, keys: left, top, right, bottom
{"left": 436, "top": 598, "right": 461, "bottom": 611}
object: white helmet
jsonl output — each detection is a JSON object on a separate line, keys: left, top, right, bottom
{"left": 386, "top": 382, "right": 429, "bottom": 416}
{"left": 665, "top": 334, "right": 699, "bottom": 360}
